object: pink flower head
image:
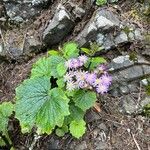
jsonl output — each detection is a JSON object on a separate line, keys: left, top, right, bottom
{"left": 75, "top": 70, "right": 87, "bottom": 82}
{"left": 77, "top": 80, "right": 87, "bottom": 89}
{"left": 98, "top": 64, "right": 107, "bottom": 72}
{"left": 78, "top": 55, "right": 88, "bottom": 64}
{"left": 66, "top": 81, "right": 76, "bottom": 91}
{"left": 85, "top": 73, "right": 97, "bottom": 85}
{"left": 96, "top": 84, "right": 109, "bottom": 95}
{"left": 92, "top": 78, "right": 103, "bottom": 87}
{"left": 64, "top": 72, "right": 73, "bottom": 82}
{"left": 71, "top": 58, "right": 80, "bottom": 69}
{"left": 65, "top": 59, "right": 73, "bottom": 69}
{"left": 101, "top": 73, "right": 112, "bottom": 86}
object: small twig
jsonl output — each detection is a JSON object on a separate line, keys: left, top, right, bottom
{"left": 22, "top": 30, "right": 27, "bottom": 53}
{"left": 136, "top": 82, "right": 142, "bottom": 112}
{"left": 29, "top": 134, "right": 41, "bottom": 150}
{"left": 131, "top": 133, "right": 141, "bottom": 150}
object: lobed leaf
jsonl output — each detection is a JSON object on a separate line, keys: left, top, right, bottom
{"left": 57, "top": 62, "right": 67, "bottom": 77}
{"left": 73, "top": 90, "right": 97, "bottom": 111}
{"left": 49, "top": 55, "right": 66, "bottom": 78}
{"left": 15, "top": 77, "right": 70, "bottom": 134}
{"left": 0, "top": 102, "right": 14, "bottom": 135}
{"left": 31, "top": 57, "right": 51, "bottom": 78}
{"left": 48, "top": 50, "right": 59, "bottom": 56}
{"left": 89, "top": 57, "right": 106, "bottom": 70}
{"left": 65, "top": 103, "right": 85, "bottom": 125}
{"left": 56, "top": 78, "right": 65, "bottom": 88}
{"left": 63, "top": 42, "right": 79, "bottom": 59}
{"left": 0, "top": 102, "right": 14, "bottom": 146}
{"left": 69, "top": 119, "right": 86, "bottom": 139}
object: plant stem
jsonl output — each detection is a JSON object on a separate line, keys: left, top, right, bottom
{"left": 0, "top": 132, "right": 11, "bottom": 149}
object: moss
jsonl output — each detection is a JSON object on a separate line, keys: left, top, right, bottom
{"left": 142, "top": 103, "right": 150, "bottom": 117}
{"left": 123, "top": 26, "right": 131, "bottom": 36}
{"left": 129, "top": 52, "right": 138, "bottom": 62}
{"left": 144, "top": 34, "right": 150, "bottom": 43}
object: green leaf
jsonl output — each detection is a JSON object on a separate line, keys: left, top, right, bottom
{"left": 143, "top": 103, "right": 150, "bottom": 117}
{"left": 73, "top": 90, "right": 96, "bottom": 111}
{"left": 0, "top": 137, "right": 5, "bottom": 146}
{"left": 55, "top": 124, "right": 68, "bottom": 137}
{"left": 69, "top": 119, "right": 86, "bottom": 139}
{"left": 57, "top": 62, "right": 67, "bottom": 77}
{"left": 0, "top": 102, "right": 14, "bottom": 135}
{"left": 56, "top": 78, "right": 65, "bottom": 88}
{"left": 89, "top": 57, "right": 106, "bottom": 70}
{"left": 48, "top": 50, "right": 59, "bottom": 56}
{"left": 65, "top": 103, "right": 85, "bottom": 125}
{"left": 31, "top": 57, "right": 51, "bottom": 78}
{"left": 61, "top": 124, "right": 68, "bottom": 133}
{"left": 81, "top": 48, "right": 91, "bottom": 55}
{"left": 49, "top": 55, "right": 66, "bottom": 78}
{"left": 84, "top": 58, "right": 91, "bottom": 68}
{"left": 66, "top": 90, "right": 78, "bottom": 97}
{"left": 96, "top": 0, "right": 107, "bottom": 6}
{"left": 0, "top": 102, "right": 14, "bottom": 146}
{"left": 31, "top": 56, "right": 65, "bottom": 78}
{"left": 55, "top": 128, "right": 65, "bottom": 137}
{"left": 15, "top": 77, "right": 70, "bottom": 134}
{"left": 63, "top": 42, "right": 79, "bottom": 59}
{"left": 69, "top": 103, "right": 85, "bottom": 121}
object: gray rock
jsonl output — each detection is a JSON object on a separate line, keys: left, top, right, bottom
{"left": 73, "top": 6, "right": 85, "bottom": 18}
{"left": 48, "top": 138, "right": 60, "bottom": 150}
{"left": 119, "top": 85, "right": 130, "bottom": 94}
{"left": 140, "top": 96, "right": 150, "bottom": 108}
{"left": 0, "top": 28, "right": 42, "bottom": 59}
{"left": 0, "top": 44, "right": 3, "bottom": 54}
{"left": 97, "top": 123, "right": 108, "bottom": 132}
{"left": 96, "top": 33, "right": 104, "bottom": 45}
{"left": 134, "top": 28, "right": 143, "bottom": 40}
{"left": 43, "top": 4, "right": 74, "bottom": 46}
{"left": 108, "top": 0, "right": 119, "bottom": 3}
{"left": 128, "top": 83, "right": 139, "bottom": 93}
{"left": 75, "top": 9, "right": 120, "bottom": 47}
{"left": 115, "top": 65, "right": 143, "bottom": 82}
{"left": 120, "top": 95, "right": 150, "bottom": 115}
{"left": 141, "top": 79, "right": 148, "bottom": 86}
{"left": 24, "top": 36, "right": 42, "bottom": 53}
{"left": 31, "top": 0, "right": 50, "bottom": 7}
{"left": 120, "top": 95, "right": 138, "bottom": 114}
{"left": 128, "top": 32, "right": 134, "bottom": 40}
{"left": 3, "top": 0, "right": 49, "bottom": 24}
{"left": 110, "top": 55, "right": 150, "bottom": 84}
{"left": 110, "top": 87, "right": 121, "bottom": 97}
{"left": 114, "top": 31, "right": 128, "bottom": 45}
{"left": 142, "top": 65, "right": 150, "bottom": 75}
{"left": 75, "top": 141, "right": 87, "bottom": 150}
{"left": 94, "top": 141, "right": 108, "bottom": 150}
{"left": 95, "top": 9, "right": 120, "bottom": 28}
{"left": 109, "top": 55, "right": 134, "bottom": 71}
{"left": 103, "top": 34, "right": 115, "bottom": 50}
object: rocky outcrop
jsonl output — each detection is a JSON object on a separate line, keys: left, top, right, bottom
{"left": 43, "top": 4, "right": 75, "bottom": 46}
{"left": 109, "top": 55, "right": 150, "bottom": 83}
{"left": 2, "top": 0, "right": 51, "bottom": 24}
{"left": 74, "top": 8, "right": 143, "bottom": 50}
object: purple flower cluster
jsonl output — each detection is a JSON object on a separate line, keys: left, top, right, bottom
{"left": 65, "top": 55, "right": 88, "bottom": 69}
{"left": 64, "top": 56, "right": 112, "bottom": 95}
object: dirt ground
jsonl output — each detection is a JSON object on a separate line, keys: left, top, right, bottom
{"left": 0, "top": 0, "right": 150, "bottom": 150}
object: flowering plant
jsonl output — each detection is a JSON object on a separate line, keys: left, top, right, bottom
{"left": 14, "top": 42, "right": 112, "bottom": 138}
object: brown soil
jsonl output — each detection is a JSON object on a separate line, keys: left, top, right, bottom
{"left": 0, "top": 0, "right": 150, "bottom": 150}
